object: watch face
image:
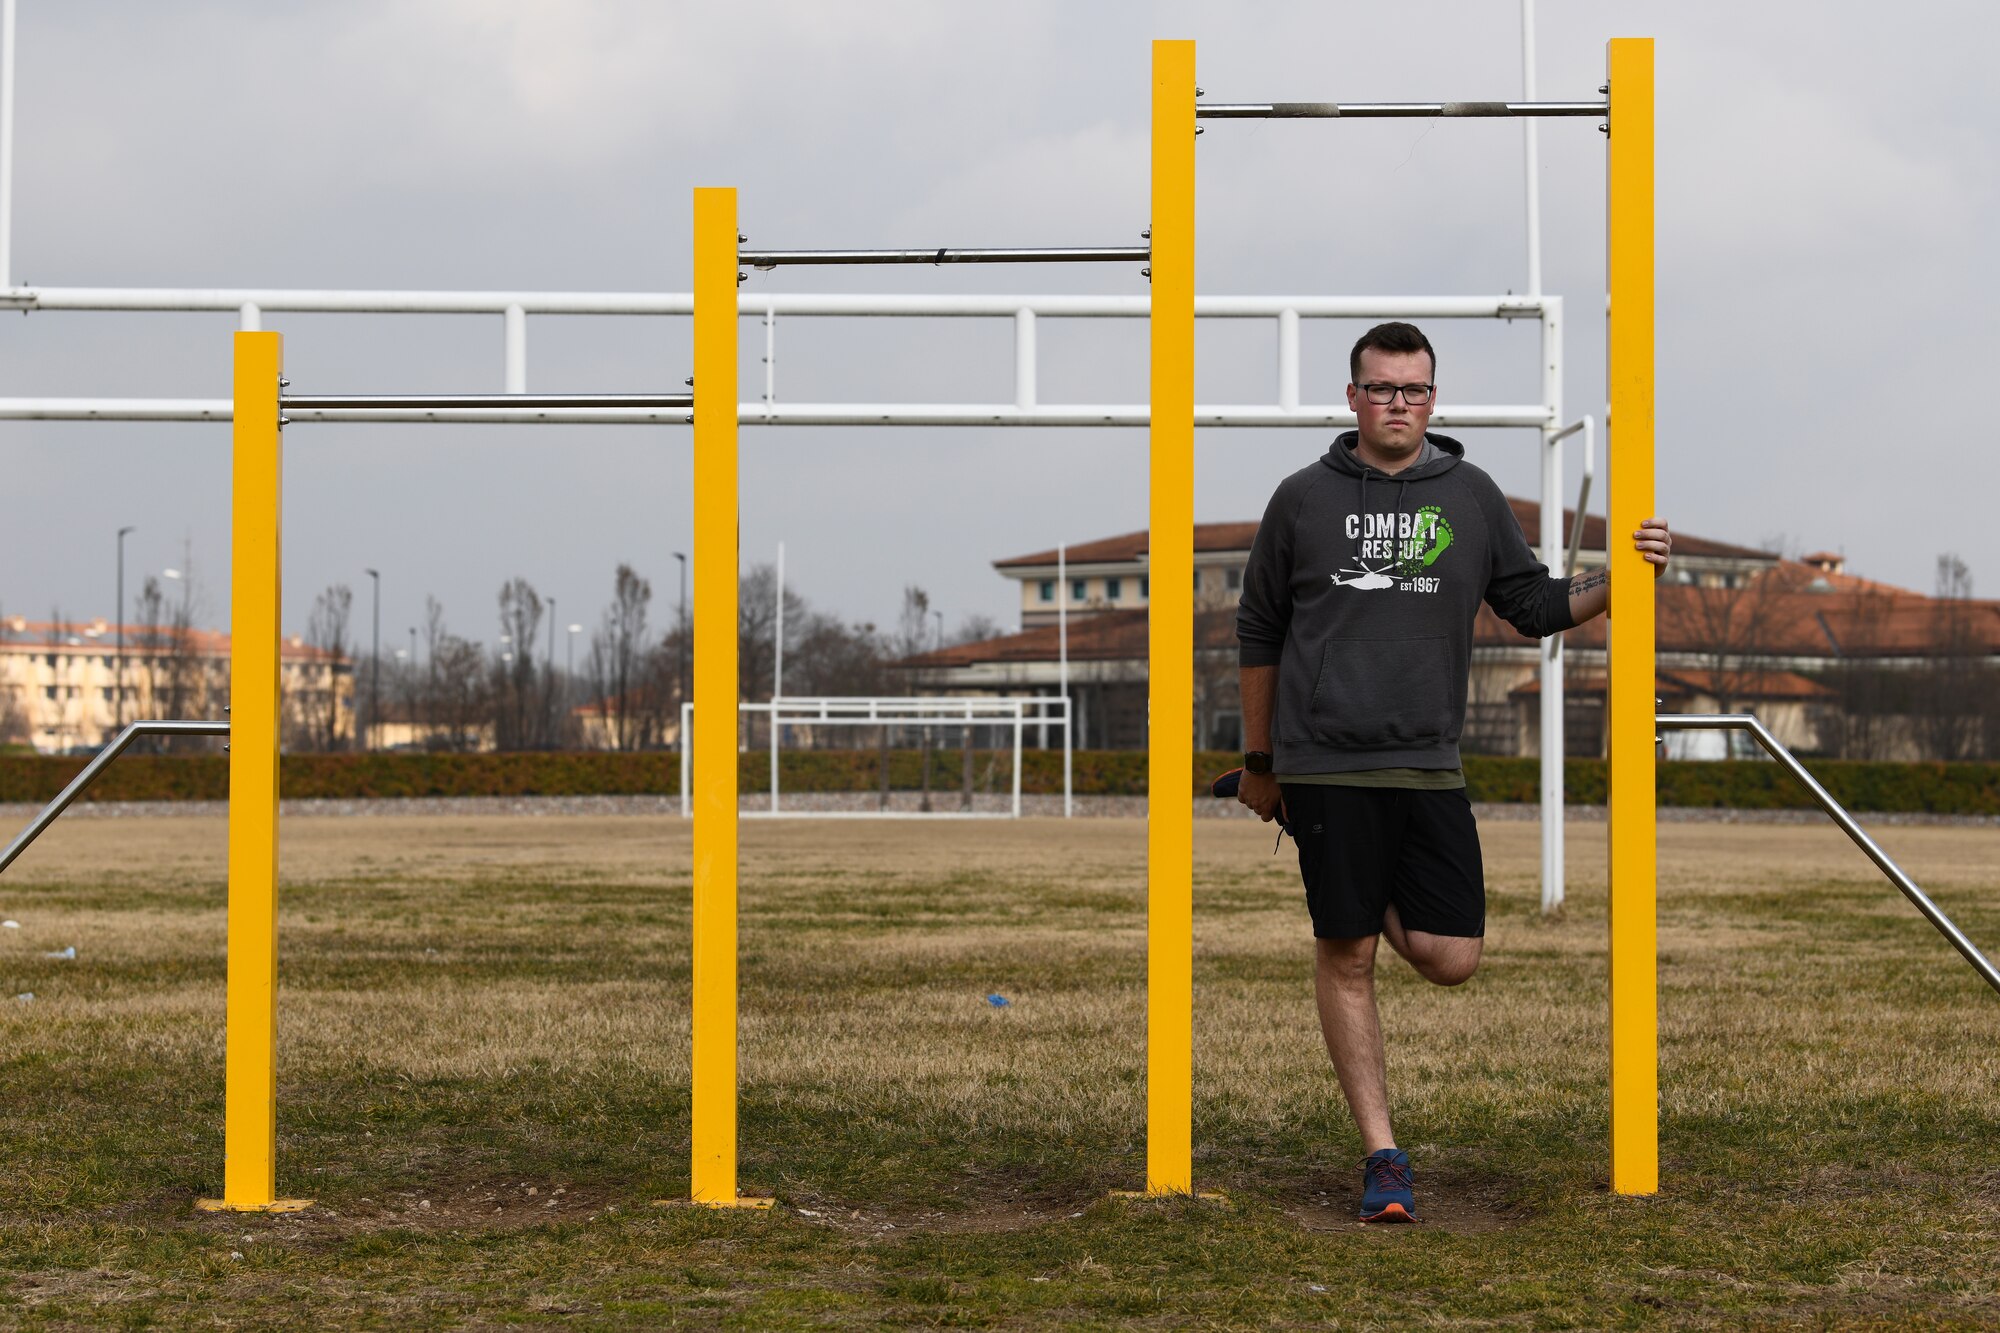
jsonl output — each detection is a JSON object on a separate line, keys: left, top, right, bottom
{"left": 1244, "top": 752, "right": 1272, "bottom": 774}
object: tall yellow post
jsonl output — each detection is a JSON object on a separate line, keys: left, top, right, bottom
{"left": 198, "top": 331, "right": 307, "bottom": 1213}
{"left": 1146, "top": 37, "right": 1196, "bottom": 1197}
{"left": 1605, "top": 37, "right": 1658, "bottom": 1197}
{"left": 690, "top": 188, "right": 766, "bottom": 1208}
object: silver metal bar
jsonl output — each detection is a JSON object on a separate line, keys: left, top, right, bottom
{"left": 0, "top": 397, "right": 1546, "bottom": 428}
{"left": 0, "top": 287, "right": 1550, "bottom": 319}
{"left": 280, "top": 392, "right": 692, "bottom": 411}
{"left": 1197, "top": 100, "right": 1606, "bottom": 119}
{"left": 742, "top": 247, "right": 1150, "bottom": 268}
{"left": 1655, "top": 713, "right": 2000, "bottom": 995}
{"left": 0, "top": 720, "right": 229, "bottom": 875}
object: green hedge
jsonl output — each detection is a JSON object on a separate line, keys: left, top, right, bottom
{"left": 3, "top": 749, "right": 1999, "bottom": 814}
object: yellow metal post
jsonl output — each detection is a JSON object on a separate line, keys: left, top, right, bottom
{"left": 1146, "top": 37, "right": 1196, "bottom": 1197}
{"left": 1605, "top": 37, "right": 1658, "bottom": 1197}
{"left": 198, "top": 331, "right": 308, "bottom": 1213}
{"left": 689, "top": 188, "right": 767, "bottom": 1209}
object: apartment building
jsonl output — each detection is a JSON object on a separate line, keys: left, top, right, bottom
{"left": 0, "top": 616, "right": 351, "bottom": 753}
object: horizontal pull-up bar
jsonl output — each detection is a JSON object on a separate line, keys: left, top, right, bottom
{"left": 742, "top": 246, "right": 1150, "bottom": 268}
{"left": 1197, "top": 100, "right": 1606, "bottom": 119}
{"left": 279, "top": 392, "right": 693, "bottom": 411}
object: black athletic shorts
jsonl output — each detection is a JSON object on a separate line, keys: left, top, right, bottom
{"left": 1279, "top": 783, "right": 1486, "bottom": 940}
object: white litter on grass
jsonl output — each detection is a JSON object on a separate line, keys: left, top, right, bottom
{"left": 15, "top": 993, "right": 32, "bottom": 1002}
{"left": 43, "top": 946, "right": 75, "bottom": 960}
{"left": 2, "top": 920, "right": 19, "bottom": 929}
{"left": 796, "top": 1208, "right": 821, "bottom": 1217}
{"left": 1308, "top": 1284, "right": 1327, "bottom": 1293}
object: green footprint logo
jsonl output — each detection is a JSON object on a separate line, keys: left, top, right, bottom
{"left": 1398, "top": 506, "right": 1453, "bottom": 575}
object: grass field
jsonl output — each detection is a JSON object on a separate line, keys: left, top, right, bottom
{"left": 1, "top": 811, "right": 1997, "bottom": 1329}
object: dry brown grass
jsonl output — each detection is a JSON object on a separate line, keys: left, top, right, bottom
{"left": 2, "top": 811, "right": 1998, "bottom": 1326}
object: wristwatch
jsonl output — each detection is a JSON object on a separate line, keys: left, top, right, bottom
{"left": 1243, "top": 751, "right": 1273, "bottom": 774}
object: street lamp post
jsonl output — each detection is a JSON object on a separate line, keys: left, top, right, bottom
{"left": 115, "top": 525, "right": 135, "bottom": 731}
{"left": 364, "top": 568, "right": 380, "bottom": 753}
{"left": 673, "top": 551, "right": 688, "bottom": 721}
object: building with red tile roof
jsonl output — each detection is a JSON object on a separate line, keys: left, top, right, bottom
{"left": 900, "top": 502, "right": 2000, "bottom": 760}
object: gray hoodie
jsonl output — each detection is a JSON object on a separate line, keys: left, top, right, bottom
{"left": 1236, "top": 432, "right": 1574, "bottom": 774}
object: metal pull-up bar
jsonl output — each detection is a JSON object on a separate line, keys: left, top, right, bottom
{"left": 278, "top": 392, "right": 694, "bottom": 411}
{"left": 740, "top": 246, "right": 1150, "bottom": 267}
{"left": 1196, "top": 99, "right": 1607, "bottom": 119}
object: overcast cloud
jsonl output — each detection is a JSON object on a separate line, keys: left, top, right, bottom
{"left": 6, "top": 0, "right": 1998, "bottom": 654}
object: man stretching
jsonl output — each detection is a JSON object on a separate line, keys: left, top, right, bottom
{"left": 1233, "top": 321, "right": 1671, "bottom": 1221}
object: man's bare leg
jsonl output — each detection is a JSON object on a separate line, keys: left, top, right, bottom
{"left": 1314, "top": 934, "right": 1396, "bottom": 1152}
{"left": 1380, "top": 904, "right": 1482, "bottom": 986}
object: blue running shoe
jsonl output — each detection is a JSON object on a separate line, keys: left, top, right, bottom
{"left": 1358, "top": 1148, "right": 1416, "bottom": 1223}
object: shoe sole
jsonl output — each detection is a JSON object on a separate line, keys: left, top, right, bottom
{"left": 1358, "top": 1202, "right": 1416, "bottom": 1224}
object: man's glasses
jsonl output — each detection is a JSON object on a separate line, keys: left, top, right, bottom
{"left": 1358, "top": 382, "right": 1434, "bottom": 405}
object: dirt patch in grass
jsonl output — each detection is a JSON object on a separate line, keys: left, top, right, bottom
{"left": 1275, "top": 1162, "right": 1536, "bottom": 1236}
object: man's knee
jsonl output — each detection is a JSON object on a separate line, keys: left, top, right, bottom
{"left": 1315, "top": 935, "right": 1378, "bottom": 986}
{"left": 1412, "top": 944, "right": 1480, "bottom": 987}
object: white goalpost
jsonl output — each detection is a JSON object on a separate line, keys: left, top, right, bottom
{"left": 679, "top": 696, "right": 1072, "bottom": 819}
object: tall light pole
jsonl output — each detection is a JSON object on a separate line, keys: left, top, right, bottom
{"left": 115, "top": 525, "right": 135, "bottom": 730}
{"left": 364, "top": 568, "right": 380, "bottom": 752}
{"left": 409, "top": 625, "right": 419, "bottom": 748}
{"left": 673, "top": 551, "right": 688, "bottom": 716}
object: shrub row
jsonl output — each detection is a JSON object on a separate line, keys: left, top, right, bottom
{"left": 3, "top": 749, "right": 1999, "bottom": 814}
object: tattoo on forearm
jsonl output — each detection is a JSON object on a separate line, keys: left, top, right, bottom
{"left": 1568, "top": 568, "right": 1609, "bottom": 596}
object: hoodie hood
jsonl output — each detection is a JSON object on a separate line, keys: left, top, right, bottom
{"left": 1322, "top": 431, "right": 1465, "bottom": 568}
{"left": 1321, "top": 430, "right": 1464, "bottom": 482}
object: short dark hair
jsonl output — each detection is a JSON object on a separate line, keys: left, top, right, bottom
{"left": 1349, "top": 322, "right": 1436, "bottom": 384}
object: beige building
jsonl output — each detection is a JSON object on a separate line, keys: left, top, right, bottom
{"left": 0, "top": 616, "right": 351, "bottom": 754}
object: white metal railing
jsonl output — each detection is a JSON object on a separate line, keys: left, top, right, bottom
{"left": 0, "top": 286, "right": 1556, "bottom": 430}
{"left": 679, "top": 696, "right": 1071, "bottom": 820}
{"left": 0, "top": 277, "right": 1573, "bottom": 904}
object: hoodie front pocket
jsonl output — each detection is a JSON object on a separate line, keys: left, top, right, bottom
{"left": 1308, "top": 636, "right": 1454, "bottom": 749}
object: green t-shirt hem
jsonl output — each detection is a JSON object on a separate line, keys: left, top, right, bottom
{"left": 1279, "top": 767, "right": 1466, "bottom": 791}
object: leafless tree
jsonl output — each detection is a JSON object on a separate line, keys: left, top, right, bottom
{"left": 1815, "top": 583, "right": 1902, "bottom": 760}
{"left": 419, "top": 599, "right": 489, "bottom": 752}
{"left": 492, "top": 577, "right": 551, "bottom": 750}
{"left": 1917, "top": 554, "right": 1984, "bottom": 762}
{"left": 157, "top": 555, "right": 211, "bottom": 725}
{"left": 587, "top": 564, "right": 653, "bottom": 751}
{"left": 1659, "top": 567, "right": 1803, "bottom": 715}
{"left": 298, "top": 583, "right": 352, "bottom": 751}
{"left": 133, "top": 577, "right": 166, "bottom": 728}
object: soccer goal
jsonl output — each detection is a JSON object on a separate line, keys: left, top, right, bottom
{"left": 679, "top": 696, "right": 1072, "bottom": 819}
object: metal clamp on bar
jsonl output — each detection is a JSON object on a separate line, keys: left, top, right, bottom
{"left": 278, "top": 392, "right": 694, "bottom": 411}
{"left": 1196, "top": 100, "right": 1607, "bottom": 119}
{"left": 0, "top": 720, "right": 231, "bottom": 875}
{"left": 740, "top": 246, "right": 1151, "bottom": 269}
{"left": 1655, "top": 713, "right": 2000, "bottom": 996}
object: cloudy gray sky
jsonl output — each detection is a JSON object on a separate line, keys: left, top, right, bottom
{"left": 6, "top": 0, "right": 1997, "bottom": 658}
